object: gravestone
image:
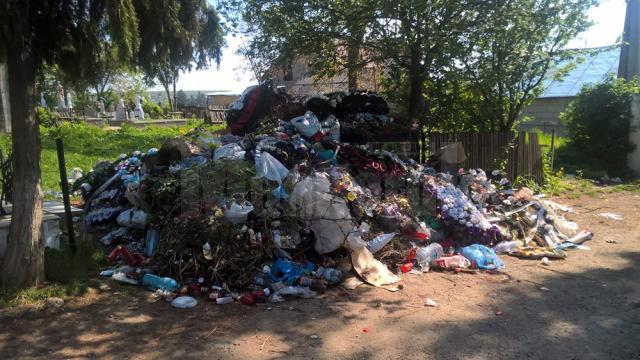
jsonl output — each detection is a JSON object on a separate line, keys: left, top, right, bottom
{"left": 40, "top": 92, "right": 47, "bottom": 108}
{"left": 134, "top": 95, "right": 145, "bottom": 120}
{"left": 98, "top": 99, "right": 106, "bottom": 114}
{"left": 115, "top": 97, "right": 128, "bottom": 121}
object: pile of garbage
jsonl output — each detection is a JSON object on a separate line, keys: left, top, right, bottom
{"left": 76, "top": 84, "right": 592, "bottom": 308}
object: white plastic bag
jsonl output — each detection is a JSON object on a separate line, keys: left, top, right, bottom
{"left": 255, "top": 151, "right": 289, "bottom": 199}
{"left": 289, "top": 174, "right": 353, "bottom": 254}
{"left": 171, "top": 296, "right": 198, "bottom": 309}
{"left": 255, "top": 152, "right": 289, "bottom": 182}
{"left": 213, "top": 143, "right": 245, "bottom": 160}
{"left": 224, "top": 201, "right": 254, "bottom": 225}
{"left": 321, "top": 115, "right": 340, "bottom": 141}
{"left": 116, "top": 209, "right": 149, "bottom": 229}
{"left": 290, "top": 111, "right": 321, "bottom": 137}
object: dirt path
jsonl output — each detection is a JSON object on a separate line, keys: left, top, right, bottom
{"left": 1, "top": 192, "right": 639, "bottom": 360}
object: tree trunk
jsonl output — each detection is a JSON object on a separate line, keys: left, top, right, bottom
{"left": 162, "top": 83, "right": 173, "bottom": 112}
{"left": 172, "top": 77, "right": 177, "bottom": 112}
{"left": 407, "top": 51, "right": 424, "bottom": 123}
{"left": 346, "top": 42, "right": 360, "bottom": 92}
{"left": 1, "top": 36, "right": 44, "bottom": 288}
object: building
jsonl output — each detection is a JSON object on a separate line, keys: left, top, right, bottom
{"left": 269, "top": 58, "right": 383, "bottom": 96}
{"left": 519, "top": 47, "right": 620, "bottom": 135}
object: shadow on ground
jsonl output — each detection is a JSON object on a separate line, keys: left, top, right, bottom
{"left": 0, "top": 251, "right": 639, "bottom": 359}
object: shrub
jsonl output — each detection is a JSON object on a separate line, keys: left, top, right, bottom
{"left": 142, "top": 100, "right": 164, "bottom": 119}
{"left": 560, "top": 76, "right": 638, "bottom": 177}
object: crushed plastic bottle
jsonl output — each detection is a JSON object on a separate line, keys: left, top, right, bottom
{"left": 142, "top": 273, "right": 180, "bottom": 291}
{"left": 415, "top": 243, "right": 444, "bottom": 268}
{"left": 314, "top": 267, "right": 343, "bottom": 285}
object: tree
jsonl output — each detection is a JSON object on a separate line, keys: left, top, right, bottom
{"left": 221, "top": 0, "right": 379, "bottom": 92}
{"left": 459, "top": 0, "right": 596, "bottom": 131}
{"left": 0, "top": 0, "right": 220, "bottom": 288}
{"left": 0, "top": 0, "right": 139, "bottom": 288}
{"left": 136, "top": 0, "right": 225, "bottom": 111}
{"left": 560, "top": 76, "right": 638, "bottom": 177}
{"left": 227, "top": 0, "right": 476, "bottom": 122}
{"left": 176, "top": 90, "right": 188, "bottom": 108}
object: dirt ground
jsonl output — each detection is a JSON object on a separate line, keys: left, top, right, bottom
{"left": 1, "top": 191, "right": 639, "bottom": 360}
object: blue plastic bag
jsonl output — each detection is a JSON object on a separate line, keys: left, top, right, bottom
{"left": 270, "top": 258, "right": 315, "bottom": 286}
{"left": 459, "top": 244, "right": 505, "bottom": 270}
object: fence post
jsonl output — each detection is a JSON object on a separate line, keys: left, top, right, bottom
{"left": 56, "top": 138, "right": 76, "bottom": 254}
{"left": 550, "top": 129, "right": 556, "bottom": 171}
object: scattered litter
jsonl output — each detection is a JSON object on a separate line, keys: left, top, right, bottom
{"left": 598, "top": 213, "right": 623, "bottom": 221}
{"left": 171, "top": 296, "right": 198, "bottom": 309}
{"left": 540, "top": 257, "right": 550, "bottom": 266}
{"left": 73, "top": 85, "right": 592, "bottom": 309}
{"left": 424, "top": 298, "right": 438, "bottom": 307}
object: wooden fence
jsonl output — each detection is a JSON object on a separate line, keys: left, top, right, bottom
{"left": 426, "top": 131, "right": 543, "bottom": 183}
{"left": 205, "top": 109, "right": 228, "bottom": 124}
{"left": 367, "top": 131, "right": 544, "bottom": 183}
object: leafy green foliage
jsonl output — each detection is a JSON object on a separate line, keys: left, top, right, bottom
{"left": 560, "top": 76, "right": 638, "bottom": 177}
{"left": 136, "top": 0, "right": 225, "bottom": 110}
{"left": 460, "top": 0, "right": 596, "bottom": 131}
{"left": 142, "top": 99, "right": 164, "bottom": 119}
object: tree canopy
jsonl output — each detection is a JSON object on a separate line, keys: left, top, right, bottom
{"left": 222, "top": 0, "right": 597, "bottom": 130}
{"left": 0, "top": 0, "right": 225, "bottom": 288}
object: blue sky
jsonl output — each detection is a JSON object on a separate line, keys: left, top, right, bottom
{"left": 154, "top": 0, "right": 628, "bottom": 94}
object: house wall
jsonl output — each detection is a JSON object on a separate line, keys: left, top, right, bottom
{"left": 519, "top": 97, "right": 572, "bottom": 135}
{"left": 270, "top": 58, "right": 381, "bottom": 96}
{"left": 629, "top": 94, "right": 640, "bottom": 176}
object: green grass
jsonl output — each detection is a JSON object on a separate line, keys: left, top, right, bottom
{"left": 0, "top": 120, "right": 224, "bottom": 192}
{"left": 0, "top": 235, "right": 105, "bottom": 308}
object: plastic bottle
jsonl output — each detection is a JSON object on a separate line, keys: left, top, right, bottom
{"left": 415, "top": 243, "right": 444, "bottom": 268}
{"left": 142, "top": 273, "right": 180, "bottom": 291}
{"left": 493, "top": 240, "right": 519, "bottom": 254}
{"left": 566, "top": 231, "right": 593, "bottom": 244}
{"left": 314, "top": 267, "right": 343, "bottom": 285}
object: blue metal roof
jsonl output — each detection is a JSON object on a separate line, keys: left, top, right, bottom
{"left": 540, "top": 47, "right": 620, "bottom": 98}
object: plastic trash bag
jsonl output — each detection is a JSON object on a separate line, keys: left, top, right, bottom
{"left": 290, "top": 111, "right": 321, "bottom": 137}
{"left": 213, "top": 143, "right": 246, "bottom": 160}
{"left": 321, "top": 115, "right": 340, "bottom": 141}
{"left": 255, "top": 151, "right": 288, "bottom": 182}
{"left": 459, "top": 244, "right": 505, "bottom": 270}
{"left": 116, "top": 208, "right": 149, "bottom": 229}
{"left": 255, "top": 151, "right": 289, "bottom": 199}
{"left": 289, "top": 174, "right": 353, "bottom": 254}
{"left": 171, "top": 296, "right": 198, "bottom": 309}
{"left": 224, "top": 201, "right": 254, "bottom": 225}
